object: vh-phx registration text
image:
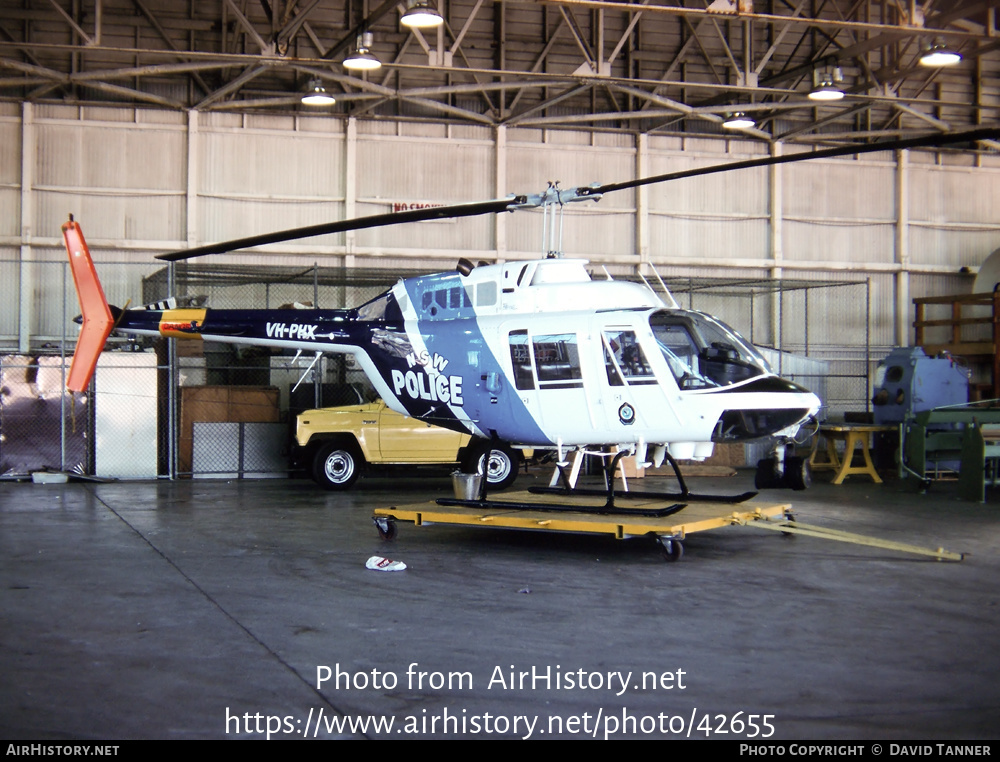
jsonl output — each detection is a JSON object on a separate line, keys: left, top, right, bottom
{"left": 224, "top": 662, "right": 777, "bottom": 739}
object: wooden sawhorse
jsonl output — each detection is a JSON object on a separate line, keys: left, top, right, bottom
{"left": 809, "top": 424, "right": 893, "bottom": 484}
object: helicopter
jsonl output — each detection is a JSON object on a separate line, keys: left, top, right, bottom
{"left": 62, "top": 127, "right": 1000, "bottom": 496}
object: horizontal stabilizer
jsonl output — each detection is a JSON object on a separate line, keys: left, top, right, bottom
{"left": 62, "top": 218, "right": 114, "bottom": 392}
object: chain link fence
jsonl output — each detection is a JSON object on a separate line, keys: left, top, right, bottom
{"left": 0, "top": 355, "right": 87, "bottom": 476}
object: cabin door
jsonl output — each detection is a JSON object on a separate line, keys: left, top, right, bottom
{"left": 506, "top": 329, "right": 597, "bottom": 444}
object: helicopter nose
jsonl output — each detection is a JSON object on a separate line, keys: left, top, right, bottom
{"left": 714, "top": 406, "right": 817, "bottom": 441}
{"left": 787, "top": 378, "right": 819, "bottom": 398}
{"left": 723, "top": 375, "right": 816, "bottom": 396}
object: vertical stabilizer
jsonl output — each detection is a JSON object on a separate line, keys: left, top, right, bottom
{"left": 62, "top": 218, "right": 114, "bottom": 392}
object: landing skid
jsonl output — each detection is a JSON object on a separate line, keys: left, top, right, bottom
{"left": 438, "top": 447, "right": 755, "bottom": 517}
{"left": 534, "top": 448, "right": 757, "bottom": 507}
{"left": 435, "top": 496, "right": 688, "bottom": 518}
{"left": 532, "top": 486, "right": 758, "bottom": 505}
{"left": 436, "top": 447, "right": 686, "bottom": 517}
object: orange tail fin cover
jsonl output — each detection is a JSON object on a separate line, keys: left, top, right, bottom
{"left": 62, "top": 219, "right": 114, "bottom": 392}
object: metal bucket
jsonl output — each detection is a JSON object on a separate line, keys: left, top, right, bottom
{"left": 451, "top": 471, "right": 482, "bottom": 500}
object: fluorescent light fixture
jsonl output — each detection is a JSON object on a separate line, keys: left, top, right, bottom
{"left": 401, "top": 1, "right": 443, "bottom": 28}
{"left": 301, "top": 78, "right": 336, "bottom": 106}
{"left": 722, "top": 112, "right": 755, "bottom": 130}
{"left": 809, "top": 65, "right": 844, "bottom": 101}
{"left": 344, "top": 32, "right": 381, "bottom": 71}
{"left": 919, "top": 42, "right": 961, "bottom": 67}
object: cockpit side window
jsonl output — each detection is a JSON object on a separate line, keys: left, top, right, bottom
{"left": 650, "top": 310, "right": 768, "bottom": 389}
{"left": 653, "top": 323, "right": 711, "bottom": 389}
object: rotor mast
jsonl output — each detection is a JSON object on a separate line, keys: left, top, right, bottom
{"left": 511, "top": 182, "right": 603, "bottom": 258}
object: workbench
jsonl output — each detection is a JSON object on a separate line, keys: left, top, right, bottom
{"left": 809, "top": 423, "right": 894, "bottom": 484}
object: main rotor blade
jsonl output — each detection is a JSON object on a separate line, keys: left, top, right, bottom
{"left": 157, "top": 126, "right": 998, "bottom": 261}
{"left": 590, "top": 127, "right": 1000, "bottom": 196}
{"left": 156, "top": 197, "right": 521, "bottom": 261}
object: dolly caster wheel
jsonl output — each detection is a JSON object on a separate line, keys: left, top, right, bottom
{"left": 658, "top": 536, "right": 684, "bottom": 562}
{"left": 373, "top": 517, "right": 397, "bottom": 541}
{"left": 781, "top": 512, "right": 796, "bottom": 537}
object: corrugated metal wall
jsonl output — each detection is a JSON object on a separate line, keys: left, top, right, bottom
{"left": 34, "top": 108, "right": 187, "bottom": 243}
{"left": 0, "top": 107, "right": 21, "bottom": 239}
{"left": 783, "top": 157, "right": 896, "bottom": 267}
{"left": 909, "top": 162, "right": 1000, "bottom": 269}
{"left": 648, "top": 138, "right": 770, "bottom": 265}
{"left": 356, "top": 122, "right": 494, "bottom": 253}
{"left": 199, "top": 113, "right": 346, "bottom": 245}
{"left": 4, "top": 103, "right": 1000, "bottom": 353}
{"left": 506, "top": 129, "right": 635, "bottom": 258}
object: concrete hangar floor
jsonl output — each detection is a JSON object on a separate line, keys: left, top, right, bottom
{"left": 1, "top": 468, "right": 998, "bottom": 741}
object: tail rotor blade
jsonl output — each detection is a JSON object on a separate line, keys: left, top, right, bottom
{"left": 63, "top": 218, "right": 115, "bottom": 392}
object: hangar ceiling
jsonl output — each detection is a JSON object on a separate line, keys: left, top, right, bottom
{"left": 1, "top": 0, "right": 999, "bottom": 147}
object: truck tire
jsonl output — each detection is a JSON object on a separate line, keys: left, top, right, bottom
{"left": 313, "top": 441, "right": 364, "bottom": 490}
{"left": 464, "top": 440, "right": 518, "bottom": 491}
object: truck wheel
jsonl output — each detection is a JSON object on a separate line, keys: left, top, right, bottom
{"left": 313, "top": 441, "right": 363, "bottom": 490}
{"left": 465, "top": 440, "right": 518, "bottom": 491}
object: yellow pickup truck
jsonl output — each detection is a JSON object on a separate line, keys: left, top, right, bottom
{"left": 295, "top": 399, "right": 519, "bottom": 490}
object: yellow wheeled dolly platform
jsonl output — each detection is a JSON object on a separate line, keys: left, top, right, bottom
{"left": 375, "top": 492, "right": 790, "bottom": 561}
{"left": 372, "top": 491, "right": 964, "bottom": 562}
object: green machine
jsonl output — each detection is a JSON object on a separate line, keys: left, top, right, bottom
{"left": 901, "top": 407, "right": 1000, "bottom": 502}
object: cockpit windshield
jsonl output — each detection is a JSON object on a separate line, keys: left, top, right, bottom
{"left": 650, "top": 310, "right": 771, "bottom": 390}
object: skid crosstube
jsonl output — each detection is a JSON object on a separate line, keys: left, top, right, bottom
{"left": 536, "top": 448, "right": 757, "bottom": 509}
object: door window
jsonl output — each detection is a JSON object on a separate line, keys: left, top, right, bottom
{"left": 532, "top": 334, "right": 583, "bottom": 389}
{"left": 603, "top": 330, "right": 657, "bottom": 386}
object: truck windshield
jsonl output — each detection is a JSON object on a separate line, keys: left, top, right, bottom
{"left": 650, "top": 310, "right": 771, "bottom": 389}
